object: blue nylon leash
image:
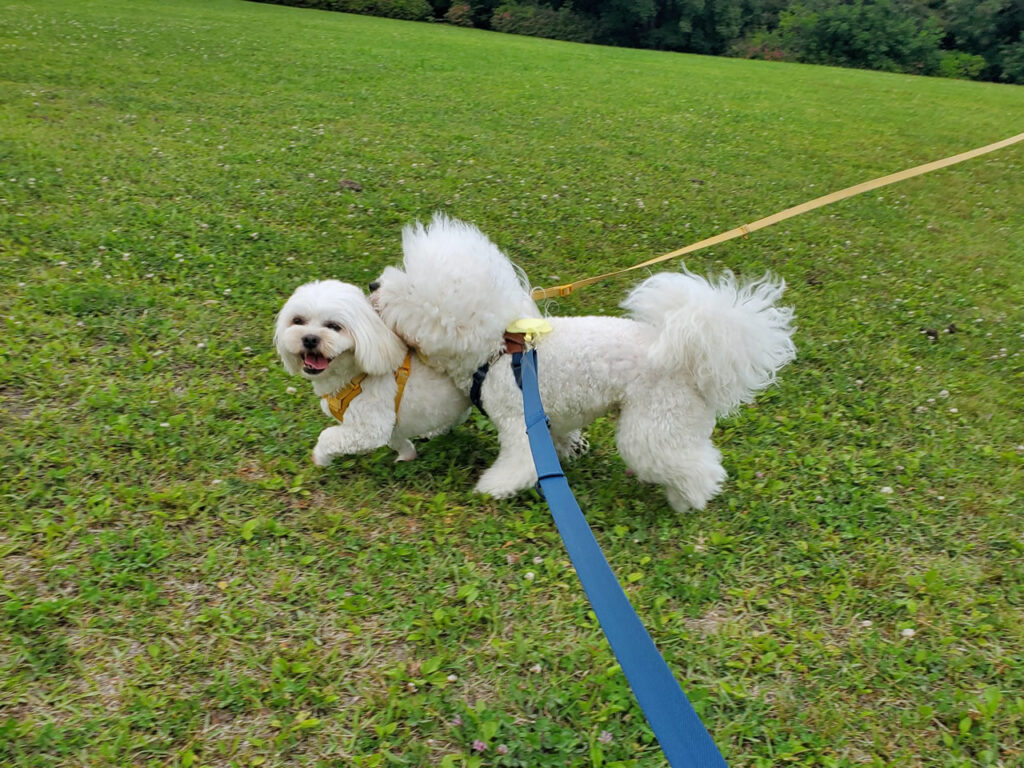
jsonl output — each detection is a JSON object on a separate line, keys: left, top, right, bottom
{"left": 514, "top": 349, "right": 728, "bottom": 768}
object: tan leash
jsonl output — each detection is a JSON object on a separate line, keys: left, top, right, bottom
{"left": 531, "top": 131, "right": 1024, "bottom": 300}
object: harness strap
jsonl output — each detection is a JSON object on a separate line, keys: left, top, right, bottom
{"left": 323, "top": 372, "right": 368, "bottom": 422}
{"left": 470, "top": 362, "right": 490, "bottom": 416}
{"left": 469, "top": 332, "right": 528, "bottom": 417}
{"left": 394, "top": 351, "right": 412, "bottom": 414}
{"left": 515, "top": 348, "right": 728, "bottom": 768}
{"left": 322, "top": 351, "right": 414, "bottom": 423}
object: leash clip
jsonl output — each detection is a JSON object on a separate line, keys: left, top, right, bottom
{"left": 506, "top": 318, "right": 553, "bottom": 349}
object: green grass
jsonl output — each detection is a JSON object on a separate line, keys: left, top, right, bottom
{"left": 1, "top": 0, "right": 1023, "bottom": 766}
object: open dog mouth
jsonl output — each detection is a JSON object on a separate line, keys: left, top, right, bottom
{"left": 302, "top": 352, "right": 332, "bottom": 374}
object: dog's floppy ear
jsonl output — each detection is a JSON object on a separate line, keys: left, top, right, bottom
{"left": 347, "top": 297, "right": 408, "bottom": 375}
{"left": 274, "top": 307, "right": 303, "bottom": 375}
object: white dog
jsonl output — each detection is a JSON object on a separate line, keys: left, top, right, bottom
{"left": 372, "top": 214, "right": 796, "bottom": 512}
{"left": 275, "top": 280, "right": 470, "bottom": 466}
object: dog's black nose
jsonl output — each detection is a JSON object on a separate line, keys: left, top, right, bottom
{"left": 302, "top": 334, "right": 320, "bottom": 350}
{"left": 368, "top": 281, "right": 380, "bottom": 292}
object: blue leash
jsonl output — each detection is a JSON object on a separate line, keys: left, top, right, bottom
{"left": 513, "top": 349, "right": 728, "bottom": 768}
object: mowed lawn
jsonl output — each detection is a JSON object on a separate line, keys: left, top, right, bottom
{"left": 1, "top": 0, "right": 1023, "bottom": 765}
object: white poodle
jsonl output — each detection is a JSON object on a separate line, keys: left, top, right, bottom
{"left": 372, "top": 214, "right": 796, "bottom": 512}
{"left": 275, "top": 280, "right": 469, "bottom": 466}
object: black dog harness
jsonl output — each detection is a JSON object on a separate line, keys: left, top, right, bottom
{"left": 469, "top": 332, "right": 528, "bottom": 417}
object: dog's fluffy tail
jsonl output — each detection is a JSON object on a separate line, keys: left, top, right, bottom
{"left": 621, "top": 269, "right": 795, "bottom": 415}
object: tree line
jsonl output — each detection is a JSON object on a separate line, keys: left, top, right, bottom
{"left": 253, "top": 0, "right": 1024, "bottom": 84}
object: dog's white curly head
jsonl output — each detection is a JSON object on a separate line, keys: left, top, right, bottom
{"left": 275, "top": 280, "right": 406, "bottom": 378}
{"left": 372, "top": 213, "right": 539, "bottom": 384}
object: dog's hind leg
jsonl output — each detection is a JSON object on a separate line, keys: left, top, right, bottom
{"left": 553, "top": 428, "right": 589, "bottom": 461}
{"left": 474, "top": 415, "right": 538, "bottom": 499}
{"left": 615, "top": 402, "right": 725, "bottom": 513}
{"left": 659, "top": 445, "right": 727, "bottom": 512}
{"left": 388, "top": 434, "right": 417, "bottom": 462}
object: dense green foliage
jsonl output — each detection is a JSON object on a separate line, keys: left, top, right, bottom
{"left": 2, "top": 0, "right": 1023, "bottom": 766}
{"left": 261, "top": 0, "right": 433, "bottom": 19}
{"left": 254, "top": 0, "right": 1024, "bottom": 83}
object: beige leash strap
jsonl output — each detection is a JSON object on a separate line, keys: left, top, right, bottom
{"left": 532, "top": 131, "right": 1024, "bottom": 300}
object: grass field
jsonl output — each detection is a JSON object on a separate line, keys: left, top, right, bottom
{"left": 1, "top": 0, "right": 1023, "bottom": 765}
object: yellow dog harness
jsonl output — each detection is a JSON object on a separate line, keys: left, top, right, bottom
{"left": 322, "top": 351, "right": 413, "bottom": 423}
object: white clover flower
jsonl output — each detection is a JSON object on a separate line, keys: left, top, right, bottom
{"left": 901, "top": 628, "right": 916, "bottom": 638}
{"left": 880, "top": 486, "right": 894, "bottom": 495}
{"left": 524, "top": 572, "right": 535, "bottom": 582}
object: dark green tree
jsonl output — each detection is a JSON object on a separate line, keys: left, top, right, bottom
{"left": 941, "top": 0, "right": 1024, "bottom": 81}
{"left": 776, "top": 0, "right": 943, "bottom": 73}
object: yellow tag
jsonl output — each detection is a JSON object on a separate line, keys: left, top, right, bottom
{"left": 506, "top": 318, "right": 552, "bottom": 343}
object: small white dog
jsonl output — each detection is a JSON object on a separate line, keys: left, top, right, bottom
{"left": 373, "top": 214, "right": 796, "bottom": 512}
{"left": 275, "top": 280, "right": 469, "bottom": 466}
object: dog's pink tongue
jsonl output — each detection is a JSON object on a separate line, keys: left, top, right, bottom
{"left": 303, "top": 353, "right": 329, "bottom": 370}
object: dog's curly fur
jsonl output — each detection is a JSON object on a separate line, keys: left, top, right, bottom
{"left": 373, "top": 214, "right": 796, "bottom": 512}
{"left": 275, "top": 280, "right": 469, "bottom": 466}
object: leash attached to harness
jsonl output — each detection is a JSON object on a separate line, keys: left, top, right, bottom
{"left": 513, "top": 344, "right": 728, "bottom": 768}
{"left": 469, "top": 330, "right": 532, "bottom": 416}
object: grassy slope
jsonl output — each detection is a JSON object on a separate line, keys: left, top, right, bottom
{"left": 1, "top": 0, "right": 1022, "bottom": 766}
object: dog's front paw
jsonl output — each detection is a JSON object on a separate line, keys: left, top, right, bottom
{"left": 474, "top": 470, "right": 533, "bottom": 499}
{"left": 311, "top": 447, "right": 334, "bottom": 467}
{"left": 474, "top": 481, "right": 517, "bottom": 499}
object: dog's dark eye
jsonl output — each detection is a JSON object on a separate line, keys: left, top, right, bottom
{"left": 292, "top": 317, "right": 306, "bottom": 326}
{"left": 325, "top": 321, "right": 344, "bottom": 332}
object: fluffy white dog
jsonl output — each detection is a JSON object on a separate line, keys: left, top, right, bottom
{"left": 372, "top": 214, "right": 796, "bottom": 512}
{"left": 275, "top": 280, "right": 469, "bottom": 466}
